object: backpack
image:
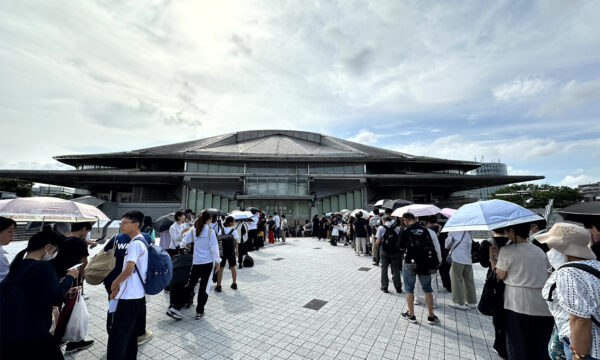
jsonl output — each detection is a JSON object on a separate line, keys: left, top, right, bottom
{"left": 133, "top": 239, "right": 173, "bottom": 295}
{"left": 381, "top": 224, "right": 400, "bottom": 254}
{"left": 243, "top": 254, "right": 254, "bottom": 267}
{"left": 217, "top": 227, "right": 236, "bottom": 257}
{"left": 406, "top": 224, "right": 438, "bottom": 275}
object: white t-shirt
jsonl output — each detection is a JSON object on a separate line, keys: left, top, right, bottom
{"left": 181, "top": 226, "right": 221, "bottom": 265}
{"left": 234, "top": 222, "right": 248, "bottom": 243}
{"left": 249, "top": 215, "right": 258, "bottom": 230}
{"left": 116, "top": 234, "right": 148, "bottom": 300}
{"left": 273, "top": 215, "right": 280, "bottom": 228}
{"left": 169, "top": 222, "right": 187, "bottom": 249}
{"left": 222, "top": 226, "right": 240, "bottom": 242}
{"left": 445, "top": 231, "right": 473, "bottom": 265}
{"left": 281, "top": 219, "right": 288, "bottom": 230}
{"left": 0, "top": 246, "right": 10, "bottom": 283}
{"left": 496, "top": 242, "right": 552, "bottom": 316}
{"left": 543, "top": 260, "right": 600, "bottom": 358}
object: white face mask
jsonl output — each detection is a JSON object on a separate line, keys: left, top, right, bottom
{"left": 547, "top": 248, "right": 567, "bottom": 269}
{"left": 42, "top": 247, "right": 57, "bottom": 261}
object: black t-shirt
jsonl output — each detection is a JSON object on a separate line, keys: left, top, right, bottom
{"left": 354, "top": 218, "right": 368, "bottom": 237}
{"left": 51, "top": 236, "right": 89, "bottom": 279}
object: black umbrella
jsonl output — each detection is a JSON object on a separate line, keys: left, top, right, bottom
{"left": 557, "top": 202, "right": 600, "bottom": 224}
{"left": 377, "top": 199, "right": 413, "bottom": 210}
{"left": 245, "top": 207, "right": 260, "bottom": 214}
{"left": 154, "top": 213, "right": 175, "bottom": 233}
{"left": 202, "top": 208, "right": 228, "bottom": 217}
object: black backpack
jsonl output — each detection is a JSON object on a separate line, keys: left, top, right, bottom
{"left": 243, "top": 254, "right": 254, "bottom": 267}
{"left": 406, "top": 224, "right": 439, "bottom": 275}
{"left": 217, "top": 227, "right": 236, "bottom": 257}
{"left": 381, "top": 224, "right": 400, "bottom": 254}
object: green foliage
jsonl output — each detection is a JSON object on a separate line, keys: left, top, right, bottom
{"left": 0, "top": 178, "right": 32, "bottom": 197}
{"left": 491, "top": 184, "right": 583, "bottom": 208}
{"left": 52, "top": 193, "right": 73, "bottom": 200}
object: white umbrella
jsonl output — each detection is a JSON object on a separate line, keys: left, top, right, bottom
{"left": 441, "top": 199, "right": 543, "bottom": 232}
{"left": 230, "top": 210, "right": 253, "bottom": 221}
{"left": 350, "top": 209, "right": 369, "bottom": 218}
{"left": 0, "top": 196, "right": 109, "bottom": 222}
{"left": 391, "top": 204, "right": 441, "bottom": 218}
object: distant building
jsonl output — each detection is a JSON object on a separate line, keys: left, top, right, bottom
{"left": 466, "top": 162, "right": 509, "bottom": 200}
{"left": 0, "top": 130, "right": 543, "bottom": 222}
{"left": 31, "top": 184, "right": 90, "bottom": 198}
{"left": 578, "top": 182, "right": 600, "bottom": 202}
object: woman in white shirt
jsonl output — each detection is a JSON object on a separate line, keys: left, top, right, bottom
{"left": 0, "top": 217, "right": 17, "bottom": 283}
{"left": 445, "top": 231, "right": 477, "bottom": 310}
{"left": 168, "top": 210, "right": 190, "bottom": 256}
{"left": 539, "top": 223, "right": 600, "bottom": 360}
{"left": 166, "top": 210, "right": 220, "bottom": 320}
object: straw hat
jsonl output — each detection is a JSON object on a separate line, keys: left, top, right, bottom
{"left": 536, "top": 222, "right": 596, "bottom": 260}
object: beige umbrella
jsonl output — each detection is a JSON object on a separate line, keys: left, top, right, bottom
{"left": 0, "top": 196, "right": 109, "bottom": 222}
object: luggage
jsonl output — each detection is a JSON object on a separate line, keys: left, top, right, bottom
{"left": 85, "top": 235, "right": 117, "bottom": 285}
{"left": 243, "top": 254, "right": 254, "bottom": 267}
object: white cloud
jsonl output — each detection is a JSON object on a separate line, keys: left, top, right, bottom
{"left": 535, "top": 77, "right": 600, "bottom": 116}
{"left": 492, "top": 75, "right": 554, "bottom": 102}
{"left": 559, "top": 174, "right": 595, "bottom": 188}
{"left": 507, "top": 166, "right": 532, "bottom": 176}
{"left": 347, "top": 130, "right": 378, "bottom": 144}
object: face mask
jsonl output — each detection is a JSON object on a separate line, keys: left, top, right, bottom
{"left": 547, "top": 248, "right": 567, "bottom": 269}
{"left": 42, "top": 248, "right": 57, "bottom": 261}
{"left": 492, "top": 236, "right": 511, "bottom": 248}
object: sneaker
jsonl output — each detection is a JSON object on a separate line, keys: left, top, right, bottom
{"left": 401, "top": 311, "right": 417, "bottom": 323}
{"left": 215, "top": 285, "right": 222, "bottom": 292}
{"left": 195, "top": 312, "right": 204, "bottom": 319}
{"left": 372, "top": 262, "right": 379, "bottom": 266}
{"left": 427, "top": 315, "right": 439, "bottom": 325}
{"left": 465, "top": 303, "right": 476, "bottom": 309}
{"left": 449, "top": 302, "right": 468, "bottom": 310}
{"left": 381, "top": 287, "right": 389, "bottom": 293}
{"left": 137, "top": 330, "right": 153, "bottom": 345}
{"left": 413, "top": 300, "right": 420, "bottom": 305}
{"left": 238, "top": 264, "right": 243, "bottom": 269}
{"left": 395, "top": 288, "right": 403, "bottom": 294}
{"left": 231, "top": 283, "right": 237, "bottom": 290}
{"left": 64, "top": 340, "right": 94, "bottom": 354}
{"left": 166, "top": 307, "right": 182, "bottom": 320}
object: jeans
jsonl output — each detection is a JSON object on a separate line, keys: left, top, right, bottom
{"left": 274, "top": 227, "right": 280, "bottom": 240}
{"left": 380, "top": 248, "right": 402, "bottom": 290}
{"left": 107, "top": 298, "right": 145, "bottom": 360}
{"left": 402, "top": 262, "right": 432, "bottom": 293}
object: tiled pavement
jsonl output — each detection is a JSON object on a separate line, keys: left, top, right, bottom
{"left": 5, "top": 237, "right": 501, "bottom": 359}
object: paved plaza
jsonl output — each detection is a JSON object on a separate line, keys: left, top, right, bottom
{"left": 6, "top": 237, "right": 501, "bottom": 360}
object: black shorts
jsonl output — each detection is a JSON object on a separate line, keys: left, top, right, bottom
{"left": 220, "top": 254, "right": 236, "bottom": 268}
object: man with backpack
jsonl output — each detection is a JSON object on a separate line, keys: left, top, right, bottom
{"left": 375, "top": 216, "right": 402, "bottom": 293}
{"left": 107, "top": 211, "right": 149, "bottom": 359}
{"left": 399, "top": 212, "right": 441, "bottom": 325}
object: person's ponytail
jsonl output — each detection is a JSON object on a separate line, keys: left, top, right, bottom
{"left": 195, "top": 210, "right": 211, "bottom": 237}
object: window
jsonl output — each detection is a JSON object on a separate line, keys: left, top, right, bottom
{"left": 198, "top": 163, "right": 208, "bottom": 172}
{"left": 208, "top": 163, "right": 218, "bottom": 173}
{"left": 187, "top": 162, "right": 197, "bottom": 171}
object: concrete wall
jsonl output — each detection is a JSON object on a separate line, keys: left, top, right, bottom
{"left": 99, "top": 201, "right": 182, "bottom": 220}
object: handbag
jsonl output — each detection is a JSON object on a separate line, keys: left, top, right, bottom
{"left": 477, "top": 269, "right": 505, "bottom": 316}
{"left": 446, "top": 232, "right": 466, "bottom": 264}
{"left": 85, "top": 235, "right": 117, "bottom": 285}
{"left": 548, "top": 325, "right": 566, "bottom": 359}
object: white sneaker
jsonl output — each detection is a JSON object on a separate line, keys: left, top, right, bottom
{"left": 166, "top": 307, "right": 182, "bottom": 320}
{"left": 449, "top": 302, "right": 468, "bottom": 310}
{"left": 465, "top": 303, "right": 476, "bottom": 309}
{"left": 413, "top": 300, "right": 420, "bottom": 305}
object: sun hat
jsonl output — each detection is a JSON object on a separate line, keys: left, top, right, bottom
{"left": 536, "top": 222, "right": 596, "bottom": 260}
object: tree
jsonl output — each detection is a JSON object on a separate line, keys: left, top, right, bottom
{"left": 491, "top": 184, "right": 583, "bottom": 208}
{"left": 0, "top": 178, "right": 32, "bottom": 197}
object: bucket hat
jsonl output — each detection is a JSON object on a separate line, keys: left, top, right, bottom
{"left": 536, "top": 222, "right": 596, "bottom": 260}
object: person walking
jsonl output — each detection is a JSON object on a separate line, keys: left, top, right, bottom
{"left": 166, "top": 210, "right": 220, "bottom": 320}
{"left": 399, "top": 212, "right": 441, "bottom": 325}
{"left": 0, "top": 229, "right": 78, "bottom": 360}
{"left": 0, "top": 216, "right": 17, "bottom": 282}
{"left": 539, "top": 223, "right": 600, "bottom": 360}
{"left": 494, "top": 222, "right": 554, "bottom": 360}
{"left": 375, "top": 216, "right": 402, "bottom": 293}
{"left": 107, "top": 211, "right": 149, "bottom": 360}
{"left": 445, "top": 231, "right": 477, "bottom": 310}
{"left": 216, "top": 216, "right": 238, "bottom": 292}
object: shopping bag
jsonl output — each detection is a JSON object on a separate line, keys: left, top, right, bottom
{"left": 62, "top": 290, "right": 89, "bottom": 342}
{"left": 53, "top": 289, "right": 79, "bottom": 341}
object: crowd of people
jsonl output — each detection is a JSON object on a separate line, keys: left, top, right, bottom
{"left": 0, "top": 204, "right": 599, "bottom": 359}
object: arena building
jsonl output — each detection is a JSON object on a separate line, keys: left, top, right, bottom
{"left": 0, "top": 130, "right": 543, "bottom": 223}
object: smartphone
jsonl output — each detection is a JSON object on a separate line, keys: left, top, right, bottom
{"left": 68, "top": 263, "right": 83, "bottom": 271}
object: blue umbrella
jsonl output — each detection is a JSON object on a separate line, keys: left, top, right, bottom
{"left": 441, "top": 199, "right": 543, "bottom": 232}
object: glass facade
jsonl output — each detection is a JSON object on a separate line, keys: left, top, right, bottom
{"left": 185, "top": 161, "right": 364, "bottom": 175}
{"left": 246, "top": 177, "right": 308, "bottom": 195}
{"left": 244, "top": 200, "right": 310, "bottom": 220}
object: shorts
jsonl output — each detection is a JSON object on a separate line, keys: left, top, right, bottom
{"left": 220, "top": 254, "right": 236, "bottom": 268}
{"left": 402, "top": 263, "right": 433, "bottom": 293}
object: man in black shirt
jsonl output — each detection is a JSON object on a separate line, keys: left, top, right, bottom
{"left": 353, "top": 212, "right": 368, "bottom": 256}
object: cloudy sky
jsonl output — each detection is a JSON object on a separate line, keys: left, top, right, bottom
{"left": 1, "top": 0, "right": 599, "bottom": 187}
